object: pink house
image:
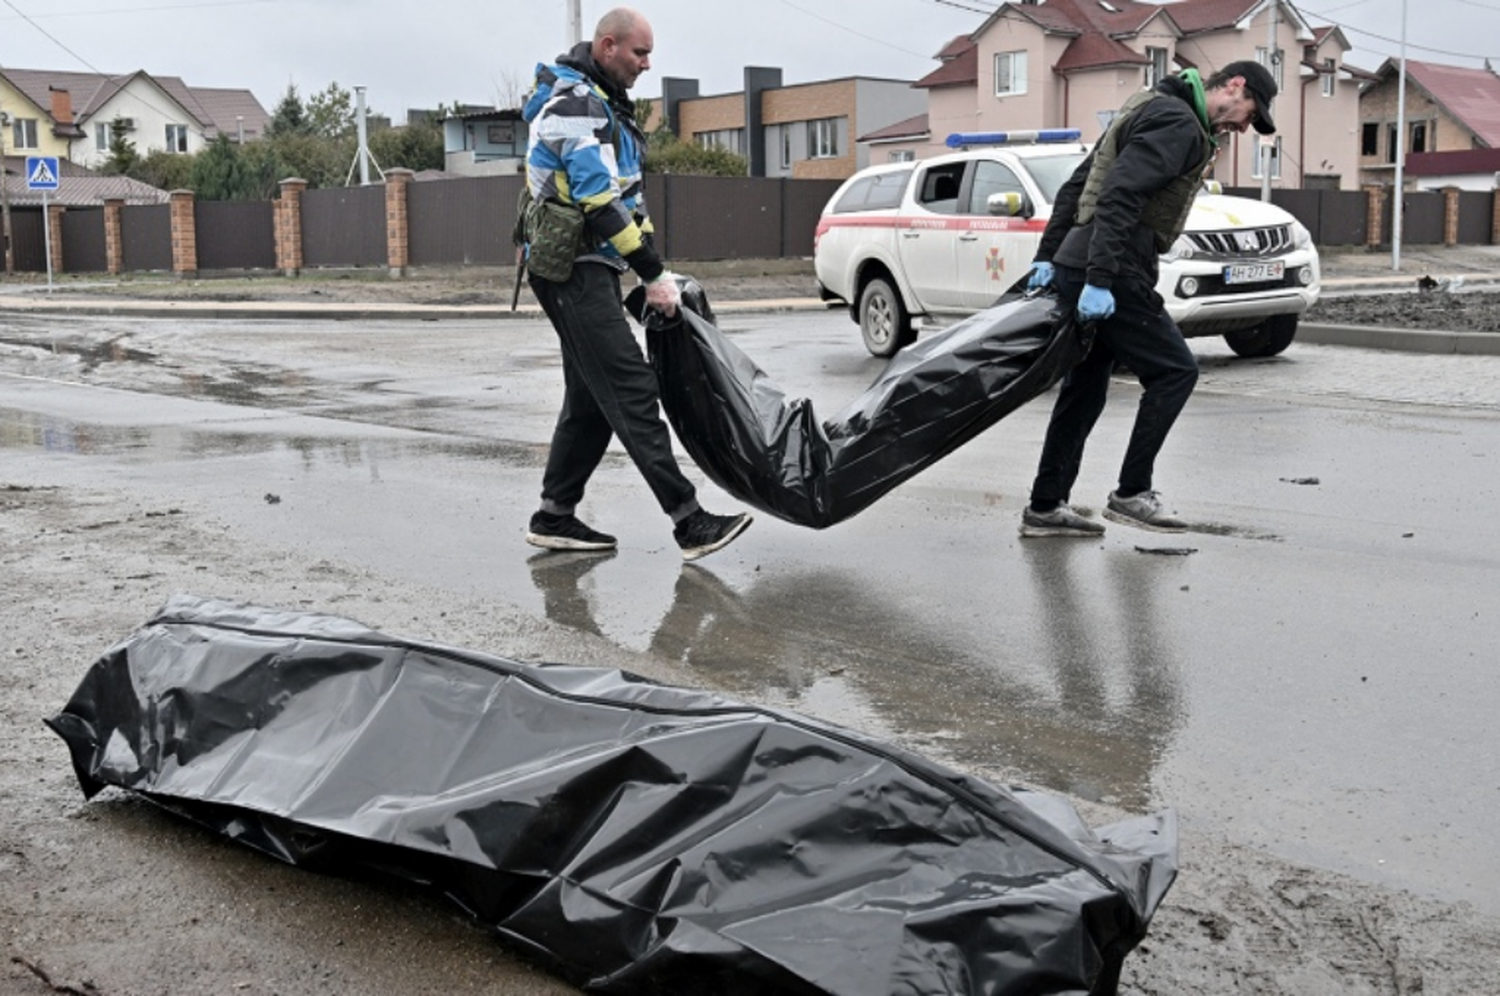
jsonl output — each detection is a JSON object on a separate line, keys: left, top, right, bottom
{"left": 866, "top": 0, "right": 1364, "bottom": 190}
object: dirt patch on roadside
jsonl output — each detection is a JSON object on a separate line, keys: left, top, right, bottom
{"left": 1307, "top": 288, "right": 1500, "bottom": 333}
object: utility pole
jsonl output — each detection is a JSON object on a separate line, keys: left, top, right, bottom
{"left": 355, "top": 86, "right": 371, "bottom": 186}
{"left": 1260, "top": 0, "right": 1278, "bottom": 203}
{"left": 568, "top": 0, "right": 583, "bottom": 46}
{"left": 1, "top": 111, "right": 12, "bottom": 275}
{"left": 1392, "top": 0, "right": 1408, "bottom": 271}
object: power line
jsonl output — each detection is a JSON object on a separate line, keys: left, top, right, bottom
{"left": 1277, "top": 4, "right": 1500, "bottom": 63}
{"left": 774, "top": 0, "right": 939, "bottom": 61}
{"left": 0, "top": 0, "right": 272, "bottom": 21}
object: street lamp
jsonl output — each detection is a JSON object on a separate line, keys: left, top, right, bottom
{"left": 1392, "top": 0, "right": 1408, "bottom": 270}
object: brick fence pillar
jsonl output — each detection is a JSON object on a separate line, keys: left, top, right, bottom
{"left": 103, "top": 198, "right": 125, "bottom": 275}
{"left": 168, "top": 189, "right": 197, "bottom": 278}
{"left": 1442, "top": 186, "right": 1461, "bottom": 247}
{"left": 46, "top": 202, "right": 66, "bottom": 276}
{"left": 1363, "top": 184, "right": 1386, "bottom": 249}
{"left": 275, "top": 178, "right": 308, "bottom": 277}
{"left": 385, "top": 168, "right": 414, "bottom": 278}
{"left": 1493, "top": 178, "right": 1500, "bottom": 246}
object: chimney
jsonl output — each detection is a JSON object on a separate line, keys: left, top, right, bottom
{"left": 49, "top": 87, "right": 74, "bottom": 124}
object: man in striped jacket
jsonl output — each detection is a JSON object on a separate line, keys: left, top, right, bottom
{"left": 520, "top": 7, "right": 751, "bottom": 563}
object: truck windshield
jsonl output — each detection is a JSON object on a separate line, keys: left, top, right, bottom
{"left": 1020, "top": 153, "right": 1087, "bottom": 205}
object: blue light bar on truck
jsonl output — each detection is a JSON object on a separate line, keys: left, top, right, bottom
{"left": 945, "top": 129, "right": 1083, "bottom": 149}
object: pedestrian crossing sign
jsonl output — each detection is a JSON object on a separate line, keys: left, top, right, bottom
{"left": 26, "top": 156, "right": 60, "bottom": 191}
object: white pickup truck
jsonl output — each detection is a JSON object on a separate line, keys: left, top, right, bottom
{"left": 813, "top": 131, "right": 1321, "bottom": 357}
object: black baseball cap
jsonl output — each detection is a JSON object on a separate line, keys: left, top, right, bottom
{"left": 1220, "top": 60, "right": 1278, "bottom": 135}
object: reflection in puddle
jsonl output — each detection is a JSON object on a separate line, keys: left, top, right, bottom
{"left": 524, "top": 544, "right": 1190, "bottom": 811}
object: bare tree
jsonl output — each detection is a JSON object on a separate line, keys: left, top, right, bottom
{"left": 491, "top": 68, "right": 531, "bottom": 110}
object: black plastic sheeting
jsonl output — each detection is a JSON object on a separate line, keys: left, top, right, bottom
{"left": 628, "top": 281, "right": 1090, "bottom": 528}
{"left": 48, "top": 596, "right": 1176, "bottom": 995}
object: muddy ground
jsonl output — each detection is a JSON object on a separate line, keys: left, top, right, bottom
{"left": 5, "top": 263, "right": 1500, "bottom": 994}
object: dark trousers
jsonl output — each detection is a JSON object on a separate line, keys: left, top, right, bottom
{"left": 1029, "top": 264, "right": 1199, "bottom": 509}
{"left": 530, "top": 263, "right": 698, "bottom": 520}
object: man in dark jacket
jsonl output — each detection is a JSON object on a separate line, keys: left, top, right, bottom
{"left": 520, "top": 7, "right": 752, "bottom": 562}
{"left": 1020, "top": 61, "right": 1277, "bottom": 538}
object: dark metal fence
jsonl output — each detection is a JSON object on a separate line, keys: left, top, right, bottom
{"left": 8, "top": 210, "right": 46, "bottom": 271}
{"left": 1457, "top": 191, "right": 1493, "bottom": 245}
{"left": 302, "top": 185, "right": 386, "bottom": 267}
{"left": 59, "top": 208, "right": 107, "bottom": 273}
{"left": 196, "top": 201, "right": 276, "bottom": 270}
{"left": 408, "top": 175, "right": 519, "bottom": 266}
{"left": 121, "top": 203, "right": 172, "bottom": 272}
{"left": 6, "top": 178, "right": 1494, "bottom": 277}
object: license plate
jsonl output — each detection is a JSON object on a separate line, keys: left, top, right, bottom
{"left": 1223, "top": 261, "right": 1284, "bottom": 284}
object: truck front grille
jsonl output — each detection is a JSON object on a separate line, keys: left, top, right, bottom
{"left": 1186, "top": 225, "right": 1292, "bottom": 257}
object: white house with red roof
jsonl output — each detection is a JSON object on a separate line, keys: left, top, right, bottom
{"left": 0, "top": 66, "right": 269, "bottom": 170}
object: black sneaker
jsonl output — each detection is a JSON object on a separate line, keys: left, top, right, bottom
{"left": 526, "top": 511, "right": 617, "bottom": 551}
{"left": 674, "top": 510, "right": 752, "bottom": 562}
{"left": 1103, "top": 490, "right": 1187, "bottom": 533}
{"left": 1020, "top": 504, "right": 1105, "bottom": 538}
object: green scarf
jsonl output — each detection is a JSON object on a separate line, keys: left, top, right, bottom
{"left": 1177, "top": 69, "right": 1218, "bottom": 148}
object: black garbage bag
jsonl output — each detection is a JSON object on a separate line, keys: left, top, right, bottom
{"left": 48, "top": 595, "right": 1176, "bottom": 996}
{"left": 628, "top": 281, "right": 1089, "bottom": 528}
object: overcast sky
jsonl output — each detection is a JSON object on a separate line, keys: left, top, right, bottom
{"left": 2, "top": 0, "right": 1497, "bottom": 122}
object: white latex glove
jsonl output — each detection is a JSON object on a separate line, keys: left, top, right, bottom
{"left": 645, "top": 273, "right": 681, "bottom": 318}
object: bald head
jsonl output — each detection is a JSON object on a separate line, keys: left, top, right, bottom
{"left": 591, "top": 7, "right": 654, "bottom": 91}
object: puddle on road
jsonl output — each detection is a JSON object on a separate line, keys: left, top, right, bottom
{"left": 0, "top": 406, "right": 545, "bottom": 468}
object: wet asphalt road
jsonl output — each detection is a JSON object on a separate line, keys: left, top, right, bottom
{"left": 3, "top": 308, "right": 1498, "bottom": 918}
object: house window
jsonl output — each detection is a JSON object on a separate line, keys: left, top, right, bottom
{"left": 995, "top": 50, "right": 1028, "bottom": 96}
{"left": 697, "top": 128, "right": 744, "bottom": 154}
{"left": 1321, "top": 58, "right": 1336, "bottom": 97}
{"left": 781, "top": 129, "right": 791, "bottom": 169}
{"left": 807, "top": 118, "right": 839, "bottom": 159}
{"left": 10, "top": 117, "right": 39, "bottom": 149}
{"left": 1386, "top": 124, "right": 1399, "bottom": 163}
{"left": 1145, "top": 47, "right": 1169, "bottom": 89}
{"left": 1361, "top": 122, "right": 1379, "bottom": 156}
{"left": 166, "top": 123, "right": 189, "bottom": 153}
{"left": 1410, "top": 120, "right": 1428, "bottom": 154}
{"left": 1251, "top": 137, "right": 1282, "bottom": 180}
{"left": 1256, "top": 46, "right": 1284, "bottom": 89}
{"left": 889, "top": 149, "right": 915, "bottom": 163}
{"left": 96, "top": 123, "right": 110, "bottom": 148}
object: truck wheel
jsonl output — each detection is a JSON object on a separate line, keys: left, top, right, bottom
{"left": 1224, "top": 314, "right": 1298, "bottom": 357}
{"left": 859, "top": 277, "right": 916, "bottom": 357}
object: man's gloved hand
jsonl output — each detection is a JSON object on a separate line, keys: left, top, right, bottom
{"left": 1026, "top": 261, "right": 1055, "bottom": 291}
{"left": 1077, "top": 284, "right": 1116, "bottom": 321}
{"left": 645, "top": 272, "right": 680, "bottom": 317}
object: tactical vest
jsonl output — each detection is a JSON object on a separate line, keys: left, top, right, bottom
{"left": 1075, "top": 89, "right": 1214, "bottom": 253}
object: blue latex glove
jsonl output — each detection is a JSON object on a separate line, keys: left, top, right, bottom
{"left": 1077, "top": 284, "right": 1116, "bottom": 321}
{"left": 1026, "top": 261, "right": 1055, "bottom": 291}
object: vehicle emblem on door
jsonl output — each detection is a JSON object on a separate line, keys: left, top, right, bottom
{"left": 986, "top": 246, "right": 1005, "bottom": 280}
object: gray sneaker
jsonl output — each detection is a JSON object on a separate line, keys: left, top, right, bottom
{"left": 1103, "top": 490, "right": 1187, "bottom": 533}
{"left": 1020, "top": 504, "right": 1105, "bottom": 538}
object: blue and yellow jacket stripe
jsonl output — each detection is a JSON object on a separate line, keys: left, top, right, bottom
{"left": 522, "top": 56, "right": 663, "bottom": 281}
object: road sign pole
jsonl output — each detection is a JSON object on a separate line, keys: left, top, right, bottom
{"left": 41, "top": 189, "right": 55, "bottom": 292}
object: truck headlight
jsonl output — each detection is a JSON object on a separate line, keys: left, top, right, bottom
{"left": 1163, "top": 235, "right": 1195, "bottom": 262}
{"left": 1292, "top": 221, "right": 1313, "bottom": 252}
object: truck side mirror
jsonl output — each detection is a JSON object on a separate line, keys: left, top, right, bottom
{"left": 987, "top": 191, "right": 1032, "bottom": 219}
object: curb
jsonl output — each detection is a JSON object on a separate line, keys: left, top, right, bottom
{"left": 1297, "top": 323, "right": 1500, "bottom": 355}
